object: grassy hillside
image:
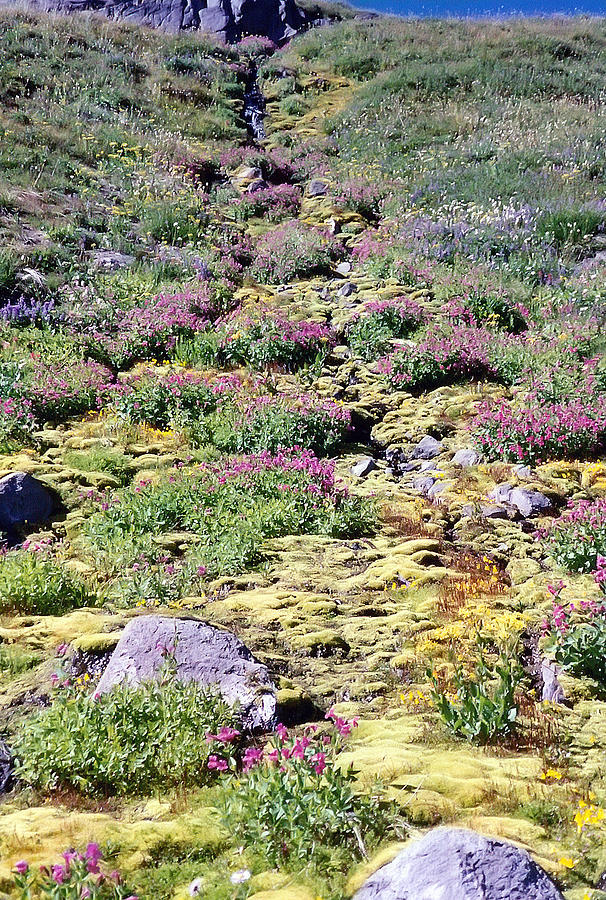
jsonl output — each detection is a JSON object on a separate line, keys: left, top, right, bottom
{"left": 1, "top": 9, "right": 606, "bottom": 900}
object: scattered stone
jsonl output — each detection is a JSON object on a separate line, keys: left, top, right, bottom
{"left": 95, "top": 616, "right": 276, "bottom": 730}
{"left": 489, "top": 483, "right": 514, "bottom": 503}
{"left": 451, "top": 448, "right": 481, "bottom": 467}
{"left": 352, "top": 827, "right": 565, "bottom": 900}
{"left": 411, "top": 435, "right": 443, "bottom": 460}
{"left": 351, "top": 457, "right": 376, "bottom": 478}
{"left": 335, "top": 261, "right": 351, "bottom": 276}
{"left": 246, "top": 178, "right": 268, "bottom": 193}
{"left": 413, "top": 476, "right": 436, "bottom": 494}
{"left": 307, "top": 179, "right": 328, "bottom": 197}
{"left": 513, "top": 464, "right": 534, "bottom": 480}
{"left": 541, "top": 657, "right": 566, "bottom": 704}
{"left": 90, "top": 250, "right": 135, "bottom": 270}
{"left": 0, "top": 741, "right": 13, "bottom": 794}
{"left": 508, "top": 488, "right": 552, "bottom": 518}
{"left": 338, "top": 282, "right": 357, "bottom": 298}
{"left": 0, "top": 472, "right": 56, "bottom": 538}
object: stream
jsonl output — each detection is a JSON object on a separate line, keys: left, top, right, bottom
{"left": 243, "top": 64, "right": 266, "bottom": 142}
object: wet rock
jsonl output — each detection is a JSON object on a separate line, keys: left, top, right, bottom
{"left": 0, "top": 741, "right": 13, "bottom": 794}
{"left": 351, "top": 457, "right": 377, "bottom": 478}
{"left": 451, "top": 448, "right": 481, "bottom": 467}
{"left": 509, "top": 488, "right": 552, "bottom": 518}
{"left": 338, "top": 282, "right": 357, "bottom": 298}
{"left": 353, "top": 827, "right": 564, "bottom": 900}
{"left": 95, "top": 616, "right": 276, "bottom": 730}
{"left": 34, "top": 0, "right": 314, "bottom": 44}
{"left": 0, "top": 472, "right": 56, "bottom": 539}
{"left": 307, "top": 179, "right": 328, "bottom": 197}
{"left": 411, "top": 435, "right": 443, "bottom": 460}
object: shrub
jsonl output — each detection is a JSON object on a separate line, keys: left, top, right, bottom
{"left": 545, "top": 595, "right": 606, "bottom": 687}
{"left": 544, "top": 498, "right": 606, "bottom": 573}
{"left": 197, "top": 394, "right": 351, "bottom": 456}
{"left": 76, "top": 291, "right": 218, "bottom": 369}
{"left": 346, "top": 298, "right": 425, "bottom": 361}
{"left": 378, "top": 325, "right": 495, "bottom": 391}
{"left": 85, "top": 451, "right": 375, "bottom": 578}
{"left": 249, "top": 222, "right": 344, "bottom": 283}
{"left": 231, "top": 184, "right": 301, "bottom": 223}
{"left": 473, "top": 398, "right": 606, "bottom": 465}
{"left": 12, "top": 846, "right": 136, "bottom": 899}
{"left": 0, "top": 397, "right": 34, "bottom": 450}
{"left": 461, "top": 289, "right": 527, "bottom": 332}
{"left": 20, "top": 359, "right": 116, "bottom": 422}
{"left": 429, "top": 655, "right": 521, "bottom": 744}
{"left": 218, "top": 312, "right": 335, "bottom": 370}
{"left": 113, "top": 368, "right": 241, "bottom": 430}
{"left": 0, "top": 549, "right": 93, "bottom": 616}
{"left": 15, "top": 669, "right": 237, "bottom": 795}
{"left": 334, "top": 179, "right": 386, "bottom": 221}
{"left": 220, "top": 713, "right": 388, "bottom": 867}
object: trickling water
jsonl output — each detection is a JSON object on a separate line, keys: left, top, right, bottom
{"left": 243, "top": 64, "right": 266, "bottom": 142}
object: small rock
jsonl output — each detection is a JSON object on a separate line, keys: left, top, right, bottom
{"left": 541, "top": 657, "right": 566, "bottom": 705}
{"left": 508, "top": 488, "right": 552, "bottom": 518}
{"left": 481, "top": 503, "right": 511, "bottom": 519}
{"left": 451, "top": 448, "right": 481, "bottom": 467}
{"left": 0, "top": 741, "right": 13, "bottom": 794}
{"left": 95, "top": 616, "right": 276, "bottom": 730}
{"left": 246, "top": 178, "right": 268, "bottom": 193}
{"left": 488, "top": 482, "right": 513, "bottom": 503}
{"left": 411, "top": 435, "right": 443, "bottom": 460}
{"left": 0, "top": 472, "right": 56, "bottom": 539}
{"left": 335, "top": 261, "right": 351, "bottom": 276}
{"left": 351, "top": 457, "right": 376, "bottom": 478}
{"left": 90, "top": 250, "right": 135, "bottom": 271}
{"left": 413, "top": 476, "right": 435, "bottom": 494}
{"left": 235, "top": 165, "right": 262, "bottom": 181}
{"left": 338, "top": 282, "right": 357, "bottom": 297}
{"left": 512, "top": 464, "right": 534, "bottom": 480}
{"left": 353, "top": 827, "right": 565, "bottom": 900}
{"left": 307, "top": 179, "right": 328, "bottom": 197}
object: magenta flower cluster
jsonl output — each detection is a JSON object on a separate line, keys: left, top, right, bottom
{"left": 13, "top": 843, "right": 136, "bottom": 899}
{"left": 473, "top": 397, "right": 606, "bottom": 465}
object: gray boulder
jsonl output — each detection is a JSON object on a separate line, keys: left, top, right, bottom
{"left": 22, "top": 0, "right": 314, "bottom": 43}
{"left": 353, "top": 827, "right": 564, "bottom": 900}
{"left": 451, "top": 448, "right": 481, "bottom": 467}
{"left": 95, "top": 616, "right": 276, "bottom": 730}
{"left": 509, "top": 488, "right": 552, "bottom": 518}
{"left": 307, "top": 179, "right": 329, "bottom": 197}
{"left": 351, "top": 457, "right": 376, "bottom": 478}
{"left": 0, "top": 472, "right": 56, "bottom": 537}
{"left": 411, "top": 435, "right": 443, "bottom": 460}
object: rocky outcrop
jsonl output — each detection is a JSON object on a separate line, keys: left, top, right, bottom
{"left": 0, "top": 472, "right": 57, "bottom": 542}
{"left": 28, "top": 0, "right": 315, "bottom": 43}
{"left": 353, "top": 828, "right": 565, "bottom": 900}
{"left": 95, "top": 615, "right": 277, "bottom": 730}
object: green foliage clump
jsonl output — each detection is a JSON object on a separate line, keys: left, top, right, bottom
{"left": 15, "top": 673, "right": 237, "bottom": 796}
{"left": 221, "top": 715, "right": 389, "bottom": 868}
{"left": 84, "top": 452, "right": 375, "bottom": 579}
{"left": 429, "top": 656, "right": 520, "bottom": 745}
{"left": 0, "top": 550, "right": 94, "bottom": 616}
{"left": 63, "top": 447, "right": 132, "bottom": 486}
{"left": 346, "top": 299, "right": 425, "bottom": 361}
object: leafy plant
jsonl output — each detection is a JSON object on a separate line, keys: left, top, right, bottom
{"left": 0, "top": 549, "right": 94, "bottom": 616}
{"left": 15, "top": 664, "right": 237, "bottom": 796}
{"left": 12, "top": 843, "right": 137, "bottom": 899}
{"left": 429, "top": 655, "right": 521, "bottom": 744}
{"left": 346, "top": 298, "right": 425, "bottom": 361}
{"left": 220, "top": 713, "right": 389, "bottom": 867}
{"left": 545, "top": 498, "right": 606, "bottom": 572}
{"left": 545, "top": 595, "right": 606, "bottom": 687}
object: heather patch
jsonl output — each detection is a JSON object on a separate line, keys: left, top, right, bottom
{"left": 473, "top": 397, "right": 606, "bottom": 465}
{"left": 217, "top": 311, "right": 335, "bottom": 370}
{"left": 544, "top": 498, "right": 606, "bottom": 574}
{"left": 249, "top": 222, "right": 344, "bottom": 283}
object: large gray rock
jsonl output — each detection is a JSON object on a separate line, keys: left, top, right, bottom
{"left": 411, "top": 435, "right": 443, "bottom": 460}
{"left": 353, "top": 827, "right": 564, "bottom": 900}
{"left": 0, "top": 472, "right": 56, "bottom": 537}
{"left": 95, "top": 616, "right": 276, "bottom": 730}
{"left": 23, "top": 0, "right": 314, "bottom": 43}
